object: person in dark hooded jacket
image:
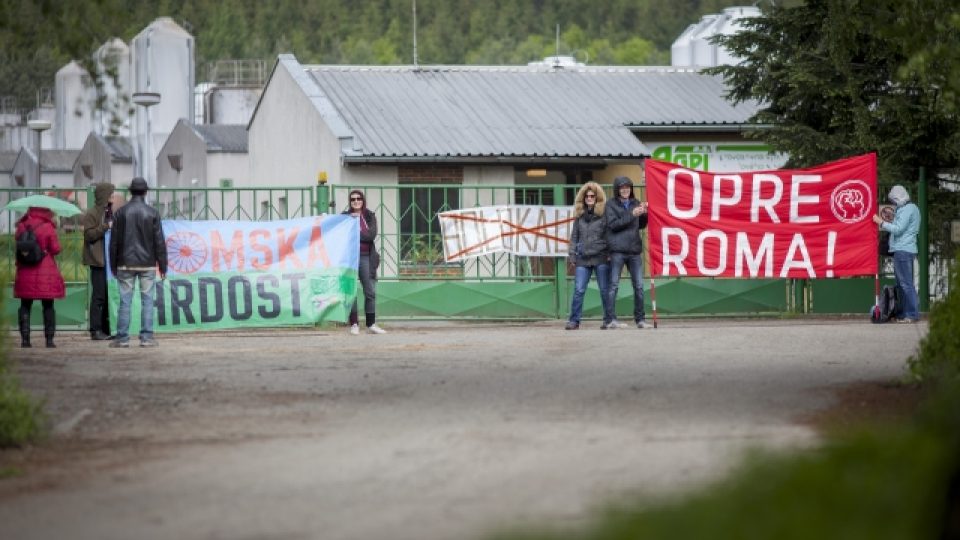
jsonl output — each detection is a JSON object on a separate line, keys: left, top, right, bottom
{"left": 565, "top": 182, "right": 613, "bottom": 330}
{"left": 80, "top": 182, "right": 116, "bottom": 340}
{"left": 605, "top": 176, "right": 653, "bottom": 329}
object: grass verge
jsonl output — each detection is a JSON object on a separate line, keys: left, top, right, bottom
{"left": 0, "top": 273, "right": 47, "bottom": 448}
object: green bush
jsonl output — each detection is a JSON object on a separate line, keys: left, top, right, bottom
{"left": 0, "top": 378, "right": 46, "bottom": 448}
{"left": 909, "top": 255, "right": 960, "bottom": 384}
{"left": 0, "top": 275, "right": 47, "bottom": 448}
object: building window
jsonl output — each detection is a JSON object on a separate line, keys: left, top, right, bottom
{"left": 398, "top": 166, "right": 462, "bottom": 265}
{"left": 167, "top": 154, "right": 183, "bottom": 172}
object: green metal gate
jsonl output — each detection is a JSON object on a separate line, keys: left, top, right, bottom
{"left": 2, "top": 184, "right": 893, "bottom": 328}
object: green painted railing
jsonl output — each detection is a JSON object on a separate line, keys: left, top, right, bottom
{"left": 2, "top": 184, "right": 901, "bottom": 327}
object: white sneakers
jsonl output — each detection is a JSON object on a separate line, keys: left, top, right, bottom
{"left": 349, "top": 323, "right": 387, "bottom": 335}
{"left": 637, "top": 320, "right": 654, "bottom": 329}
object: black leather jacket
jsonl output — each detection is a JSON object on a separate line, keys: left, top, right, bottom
{"left": 109, "top": 195, "right": 168, "bottom": 276}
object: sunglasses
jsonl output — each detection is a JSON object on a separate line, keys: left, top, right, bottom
{"left": 350, "top": 197, "right": 364, "bottom": 202}
{"left": 585, "top": 193, "right": 596, "bottom": 198}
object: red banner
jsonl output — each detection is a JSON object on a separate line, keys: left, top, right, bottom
{"left": 646, "top": 153, "right": 877, "bottom": 278}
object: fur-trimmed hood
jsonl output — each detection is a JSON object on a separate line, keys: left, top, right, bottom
{"left": 574, "top": 181, "right": 606, "bottom": 217}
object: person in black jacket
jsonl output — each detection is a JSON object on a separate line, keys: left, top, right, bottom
{"left": 108, "top": 177, "right": 168, "bottom": 348}
{"left": 605, "top": 176, "right": 653, "bottom": 329}
{"left": 565, "top": 182, "right": 613, "bottom": 330}
{"left": 343, "top": 189, "right": 386, "bottom": 335}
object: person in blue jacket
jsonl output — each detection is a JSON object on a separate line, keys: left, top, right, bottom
{"left": 873, "top": 184, "right": 921, "bottom": 322}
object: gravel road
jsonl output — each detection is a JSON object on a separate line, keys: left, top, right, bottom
{"left": 0, "top": 319, "right": 928, "bottom": 540}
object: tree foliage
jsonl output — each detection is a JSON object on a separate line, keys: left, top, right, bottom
{"left": 708, "top": 0, "right": 960, "bottom": 261}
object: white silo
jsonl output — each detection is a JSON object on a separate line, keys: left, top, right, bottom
{"left": 131, "top": 17, "right": 195, "bottom": 187}
{"left": 672, "top": 15, "right": 718, "bottom": 67}
{"left": 205, "top": 87, "right": 264, "bottom": 125}
{"left": 94, "top": 38, "right": 132, "bottom": 137}
{"left": 715, "top": 6, "right": 762, "bottom": 66}
{"left": 691, "top": 14, "right": 725, "bottom": 67}
{"left": 54, "top": 60, "right": 95, "bottom": 149}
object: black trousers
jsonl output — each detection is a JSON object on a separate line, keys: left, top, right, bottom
{"left": 88, "top": 266, "right": 110, "bottom": 334}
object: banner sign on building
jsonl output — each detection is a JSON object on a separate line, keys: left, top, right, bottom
{"left": 650, "top": 143, "right": 789, "bottom": 172}
{"left": 646, "top": 153, "right": 877, "bottom": 278}
{"left": 108, "top": 215, "right": 359, "bottom": 333}
{"left": 439, "top": 205, "right": 575, "bottom": 261}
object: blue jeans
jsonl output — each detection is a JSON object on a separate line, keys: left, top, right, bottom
{"left": 568, "top": 263, "right": 611, "bottom": 325}
{"left": 116, "top": 269, "right": 157, "bottom": 343}
{"left": 609, "top": 252, "right": 645, "bottom": 323}
{"left": 892, "top": 251, "right": 919, "bottom": 320}
{"left": 349, "top": 253, "right": 377, "bottom": 325}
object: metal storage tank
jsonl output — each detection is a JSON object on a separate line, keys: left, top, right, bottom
{"left": 671, "top": 15, "right": 718, "bottom": 67}
{"left": 131, "top": 17, "right": 195, "bottom": 187}
{"left": 205, "top": 86, "right": 263, "bottom": 125}
{"left": 54, "top": 60, "right": 95, "bottom": 149}
{"left": 715, "top": 6, "right": 761, "bottom": 66}
{"left": 94, "top": 38, "right": 132, "bottom": 137}
{"left": 691, "top": 14, "right": 725, "bottom": 67}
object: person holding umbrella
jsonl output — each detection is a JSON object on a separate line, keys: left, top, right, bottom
{"left": 13, "top": 205, "right": 66, "bottom": 348}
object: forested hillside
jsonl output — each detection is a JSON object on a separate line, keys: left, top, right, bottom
{"left": 0, "top": 0, "right": 744, "bottom": 111}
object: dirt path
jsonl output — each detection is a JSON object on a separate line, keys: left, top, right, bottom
{"left": 0, "top": 320, "right": 928, "bottom": 540}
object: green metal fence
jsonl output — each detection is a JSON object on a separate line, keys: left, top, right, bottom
{"left": 3, "top": 183, "right": 911, "bottom": 328}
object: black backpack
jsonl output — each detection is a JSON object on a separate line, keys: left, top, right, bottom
{"left": 15, "top": 225, "right": 45, "bottom": 266}
{"left": 871, "top": 285, "right": 901, "bottom": 323}
{"left": 879, "top": 230, "right": 893, "bottom": 257}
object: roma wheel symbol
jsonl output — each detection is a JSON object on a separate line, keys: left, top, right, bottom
{"left": 166, "top": 231, "right": 208, "bottom": 274}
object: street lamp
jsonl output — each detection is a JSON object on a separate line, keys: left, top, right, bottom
{"left": 27, "top": 119, "right": 51, "bottom": 188}
{"left": 132, "top": 92, "right": 161, "bottom": 185}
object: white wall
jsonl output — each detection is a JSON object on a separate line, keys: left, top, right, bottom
{"left": 249, "top": 62, "right": 336, "bottom": 188}
{"left": 156, "top": 121, "right": 205, "bottom": 189}
{"left": 207, "top": 153, "right": 250, "bottom": 188}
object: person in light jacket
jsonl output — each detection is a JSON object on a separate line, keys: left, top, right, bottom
{"left": 565, "top": 182, "right": 613, "bottom": 330}
{"left": 873, "top": 184, "right": 921, "bottom": 322}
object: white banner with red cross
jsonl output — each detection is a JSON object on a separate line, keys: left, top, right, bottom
{"left": 439, "top": 205, "right": 575, "bottom": 262}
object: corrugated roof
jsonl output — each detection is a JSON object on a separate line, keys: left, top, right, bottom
{"left": 192, "top": 124, "right": 248, "bottom": 153}
{"left": 101, "top": 135, "right": 133, "bottom": 162}
{"left": 0, "top": 150, "right": 18, "bottom": 172}
{"left": 41, "top": 150, "right": 80, "bottom": 172}
{"left": 302, "top": 64, "right": 758, "bottom": 161}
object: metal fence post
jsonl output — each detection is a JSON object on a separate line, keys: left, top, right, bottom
{"left": 553, "top": 183, "right": 567, "bottom": 318}
{"left": 918, "top": 166, "right": 929, "bottom": 312}
{"left": 315, "top": 171, "right": 329, "bottom": 216}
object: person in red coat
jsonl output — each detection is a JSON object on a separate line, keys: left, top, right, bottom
{"left": 14, "top": 206, "right": 66, "bottom": 348}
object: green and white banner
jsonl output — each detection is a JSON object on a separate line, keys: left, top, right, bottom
{"left": 107, "top": 215, "right": 359, "bottom": 333}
